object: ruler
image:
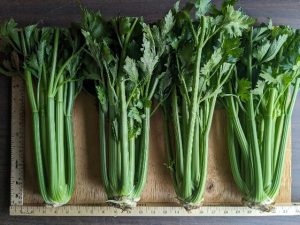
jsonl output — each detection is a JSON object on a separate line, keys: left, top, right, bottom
{"left": 10, "top": 76, "right": 25, "bottom": 206}
{"left": 9, "top": 76, "right": 300, "bottom": 217}
{"left": 9, "top": 204, "right": 300, "bottom": 216}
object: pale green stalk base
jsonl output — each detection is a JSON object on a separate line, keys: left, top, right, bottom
{"left": 180, "top": 199, "right": 204, "bottom": 211}
{"left": 242, "top": 197, "right": 275, "bottom": 212}
{"left": 100, "top": 106, "right": 150, "bottom": 209}
{"left": 106, "top": 196, "right": 140, "bottom": 210}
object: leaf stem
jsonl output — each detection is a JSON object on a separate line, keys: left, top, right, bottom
{"left": 183, "top": 16, "right": 206, "bottom": 199}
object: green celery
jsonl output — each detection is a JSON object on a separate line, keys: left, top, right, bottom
{"left": 0, "top": 21, "right": 83, "bottom": 205}
{"left": 158, "top": 0, "right": 253, "bottom": 210}
{"left": 81, "top": 8, "right": 174, "bottom": 209}
{"left": 223, "top": 24, "right": 300, "bottom": 210}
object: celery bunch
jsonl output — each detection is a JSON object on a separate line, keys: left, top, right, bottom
{"left": 159, "top": 0, "right": 254, "bottom": 209}
{"left": 81, "top": 9, "right": 174, "bottom": 209}
{"left": 223, "top": 24, "right": 300, "bottom": 210}
{"left": 0, "top": 20, "right": 83, "bottom": 205}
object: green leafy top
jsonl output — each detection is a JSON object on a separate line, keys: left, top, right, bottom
{"left": 157, "top": 0, "right": 253, "bottom": 105}
{"left": 0, "top": 19, "right": 84, "bottom": 116}
{"left": 195, "top": 0, "right": 212, "bottom": 18}
{"left": 82, "top": 8, "right": 175, "bottom": 138}
{"left": 0, "top": 20, "right": 84, "bottom": 95}
{"left": 226, "top": 24, "right": 300, "bottom": 116}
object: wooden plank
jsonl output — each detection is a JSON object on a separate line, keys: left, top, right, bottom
{"left": 21, "top": 91, "right": 291, "bottom": 206}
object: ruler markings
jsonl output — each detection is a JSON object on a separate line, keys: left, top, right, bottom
{"left": 9, "top": 205, "right": 300, "bottom": 217}
{"left": 10, "top": 76, "right": 25, "bottom": 206}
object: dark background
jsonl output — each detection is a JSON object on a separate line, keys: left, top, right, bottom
{"left": 1, "top": 0, "right": 300, "bottom": 224}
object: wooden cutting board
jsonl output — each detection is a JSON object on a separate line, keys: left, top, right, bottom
{"left": 18, "top": 78, "right": 291, "bottom": 206}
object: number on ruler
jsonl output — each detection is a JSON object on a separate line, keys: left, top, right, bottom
{"left": 282, "top": 209, "right": 288, "bottom": 214}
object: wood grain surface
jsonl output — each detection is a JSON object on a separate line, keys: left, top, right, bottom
{"left": 21, "top": 90, "right": 292, "bottom": 206}
{"left": 1, "top": 0, "right": 300, "bottom": 224}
